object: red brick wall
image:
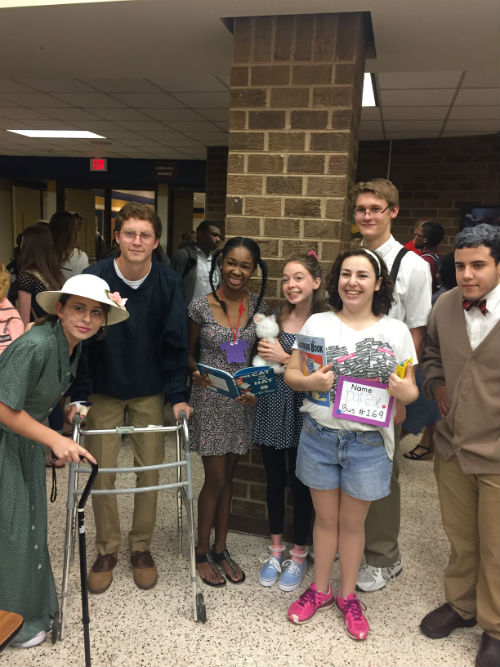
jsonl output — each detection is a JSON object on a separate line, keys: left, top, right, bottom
{"left": 356, "top": 133, "right": 500, "bottom": 252}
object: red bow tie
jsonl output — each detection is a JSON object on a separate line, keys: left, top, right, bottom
{"left": 463, "top": 298, "right": 488, "bottom": 315}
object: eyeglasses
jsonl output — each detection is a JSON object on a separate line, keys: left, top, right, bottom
{"left": 354, "top": 204, "right": 392, "bottom": 217}
{"left": 70, "top": 304, "right": 105, "bottom": 319}
{"left": 121, "top": 229, "right": 156, "bottom": 242}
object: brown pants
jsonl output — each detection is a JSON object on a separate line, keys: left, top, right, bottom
{"left": 86, "top": 393, "right": 165, "bottom": 555}
{"left": 363, "top": 427, "right": 401, "bottom": 567}
{"left": 435, "top": 453, "right": 500, "bottom": 639}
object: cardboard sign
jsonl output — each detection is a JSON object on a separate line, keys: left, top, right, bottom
{"left": 332, "top": 375, "right": 394, "bottom": 427}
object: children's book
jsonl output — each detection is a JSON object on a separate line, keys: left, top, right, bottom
{"left": 196, "top": 363, "right": 278, "bottom": 399}
{"left": 295, "top": 334, "right": 330, "bottom": 407}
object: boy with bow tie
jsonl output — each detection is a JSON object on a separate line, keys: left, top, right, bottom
{"left": 421, "top": 223, "right": 500, "bottom": 667}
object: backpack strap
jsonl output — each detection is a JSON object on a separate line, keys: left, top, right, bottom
{"left": 390, "top": 247, "right": 409, "bottom": 283}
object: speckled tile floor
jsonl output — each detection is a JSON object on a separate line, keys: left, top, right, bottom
{"left": 1, "top": 431, "right": 479, "bottom": 667}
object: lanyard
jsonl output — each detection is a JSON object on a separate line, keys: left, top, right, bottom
{"left": 219, "top": 290, "right": 245, "bottom": 344}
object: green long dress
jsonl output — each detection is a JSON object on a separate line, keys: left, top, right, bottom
{"left": 0, "top": 320, "right": 80, "bottom": 643}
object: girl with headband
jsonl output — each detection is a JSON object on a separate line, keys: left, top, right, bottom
{"left": 284, "top": 247, "right": 418, "bottom": 640}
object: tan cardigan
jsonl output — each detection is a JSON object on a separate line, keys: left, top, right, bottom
{"left": 423, "top": 287, "right": 500, "bottom": 474}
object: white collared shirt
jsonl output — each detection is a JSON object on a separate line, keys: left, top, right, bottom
{"left": 372, "top": 235, "right": 432, "bottom": 329}
{"left": 464, "top": 282, "right": 500, "bottom": 350}
{"left": 191, "top": 247, "right": 218, "bottom": 301}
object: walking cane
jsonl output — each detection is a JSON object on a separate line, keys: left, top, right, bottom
{"left": 77, "top": 453, "right": 98, "bottom": 667}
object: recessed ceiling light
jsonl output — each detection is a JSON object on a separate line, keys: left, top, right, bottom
{"left": 7, "top": 130, "right": 106, "bottom": 139}
{"left": 362, "top": 73, "right": 377, "bottom": 107}
{"left": 0, "top": 1, "right": 130, "bottom": 7}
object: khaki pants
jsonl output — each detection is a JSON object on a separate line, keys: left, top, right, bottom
{"left": 363, "top": 426, "right": 401, "bottom": 567}
{"left": 435, "top": 453, "right": 500, "bottom": 639}
{"left": 86, "top": 393, "right": 165, "bottom": 555}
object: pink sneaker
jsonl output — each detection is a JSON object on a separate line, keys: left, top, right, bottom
{"left": 336, "top": 591, "right": 370, "bottom": 640}
{"left": 288, "top": 583, "right": 334, "bottom": 624}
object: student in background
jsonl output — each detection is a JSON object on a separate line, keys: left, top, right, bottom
{"left": 49, "top": 210, "right": 89, "bottom": 278}
{"left": 254, "top": 251, "right": 328, "bottom": 593}
{"left": 12, "top": 224, "right": 64, "bottom": 327}
{"left": 188, "top": 237, "right": 267, "bottom": 587}
{"left": 284, "top": 248, "right": 417, "bottom": 640}
{"left": 0, "top": 261, "right": 23, "bottom": 354}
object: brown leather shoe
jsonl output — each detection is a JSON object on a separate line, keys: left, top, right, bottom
{"left": 87, "top": 553, "right": 118, "bottom": 594}
{"left": 476, "top": 632, "right": 500, "bottom": 667}
{"left": 420, "top": 603, "right": 476, "bottom": 639}
{"left": 131, "top": 550, "right": 157, "bottom": 590}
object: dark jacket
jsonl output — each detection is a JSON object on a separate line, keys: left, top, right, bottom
{"left": 70, "top": 259, "right": 189, "bottom": 404}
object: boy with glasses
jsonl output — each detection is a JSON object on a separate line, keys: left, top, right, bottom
{"left": 71, "top": 202, "right": 192, "bottom": 594}
{"left": 353, "top": 178, "right": 432, "bottom": 592}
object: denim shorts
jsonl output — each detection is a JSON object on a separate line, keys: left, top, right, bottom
{"left": 296, "top": 414, "right": 392, "bottom": 501}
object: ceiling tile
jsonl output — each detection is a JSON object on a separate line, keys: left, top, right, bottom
{"left": 0, "top": 79, "right": 35, "bottom": 93}
{"left": 444, "top": 119, "right": 500, "bottom": 132}
{"left": 43, "top": 108, "right": 102, "bottom": 121}
{"left": 162, "top": 121, "right": 218, "bottom": 133}
{"left": 462, "top": 71, "right": 500, "bottom": 87}
{"left": 378, "top": 71, "right": 462, "bottom": 89}
{"left": 150, "top": 76, "right": 229, "bottom": 93}
{"left": 379, "top": 89, "right": 455, "bottom": 106}
{"left": 142, "top": 108, "right": 204, "bottom": 122}
{"left": 111, "top": 93, "right": 184, "bottom": 109}
{"left": 0, "top": 108, "right": 52, "bottom": 120}
{"left": 448, "top": 106, "right": 500, "bottom": 120}
{"left": 52, "top": 92, "right": 126, "bottom": 107}
{"left": 0, "top": 92, "right": 71, "bottom": 107}
{"left": 384, "top": 120, "right": 443, "bottom": 131}
{"left": 454, "top": 88, "right": 500, "bottom": 105}
{"left": 83, "top": 78, "right": 160, "bottom": 92}
{"left": 382, "top": 106, "right": 449, "bottom": 120}
{"left": 115, "top": 120, "right": 168, "bottom": 131}
{"left": 198, "top": 108, "right": 230, "bottom": 122}
{"left": 91, "top": 108, "right": 152, "bottom": 121}
{"left": 172, "top": 92, "right": 230, "bottom": 108}
{"left": 16, "top": 78, "right": 96, "bottom": 92}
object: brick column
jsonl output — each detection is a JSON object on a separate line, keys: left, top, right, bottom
{"left": 226, "top": 13, "right": 368, "bottom": 537}
{"left": 205, "top": 146, "right": 228, "bottom": 232}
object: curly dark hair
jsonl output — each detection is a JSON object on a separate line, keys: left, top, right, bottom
{"left": 209, "top": 237, "right": 267, "bottom": 326}
{"left": 326, "top": 248, "right": 394, "bottom": 316}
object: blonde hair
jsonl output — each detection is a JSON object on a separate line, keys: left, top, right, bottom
{"left": 354, "top": 178, "right": 399, "bottom": 208}
{"left": 0, "top": 262, "right": 10, "bottom": 301}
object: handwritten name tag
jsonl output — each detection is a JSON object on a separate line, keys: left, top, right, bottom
{"left": 332, "top": 376, "right": 394, "bottom": 427}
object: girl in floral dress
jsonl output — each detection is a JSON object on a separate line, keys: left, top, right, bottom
{"left": 188, "top": 237, "right": 267, "bottom": 587}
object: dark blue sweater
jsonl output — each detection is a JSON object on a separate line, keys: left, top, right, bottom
{"left": 70, "top": 259, "right": 189, "bottom": 404}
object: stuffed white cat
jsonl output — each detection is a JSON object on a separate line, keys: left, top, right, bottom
{"left": 252, "top": 313, "right": 285, "bottom": 374}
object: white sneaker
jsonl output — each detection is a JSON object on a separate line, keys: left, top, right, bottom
{"left": 12, "top": 630, "right": 46, "bottom": 648}
{"left": 356, "top": 559, "right": 402, "bottom": 592}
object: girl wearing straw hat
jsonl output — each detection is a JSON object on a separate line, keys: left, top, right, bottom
{"left": 0, "top": 273, "right": 128, "bottom": 649}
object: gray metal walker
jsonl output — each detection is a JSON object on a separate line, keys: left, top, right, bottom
{"left": 52, "top": 412, "right": 206, "bottom": 665}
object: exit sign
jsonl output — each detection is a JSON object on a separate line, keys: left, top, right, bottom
{"left": 90, "top": 158, "right": 108, "bottom": 172}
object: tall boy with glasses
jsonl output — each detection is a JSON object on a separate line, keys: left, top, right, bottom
{"left": 70, "top": 202, "right": 192, "bottom": 594}
{"left": 353, "top": 178, "right": 432, "bottom": 592}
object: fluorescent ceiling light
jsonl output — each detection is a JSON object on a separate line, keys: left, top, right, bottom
{"left": 0, "top": 1, "right": 130, "bottom": 7}
{"left": 362, "top": 73, "right": 377, "bottom": 107}
{"left": 7, "top": 130, "right": 106, "bottom": 139}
